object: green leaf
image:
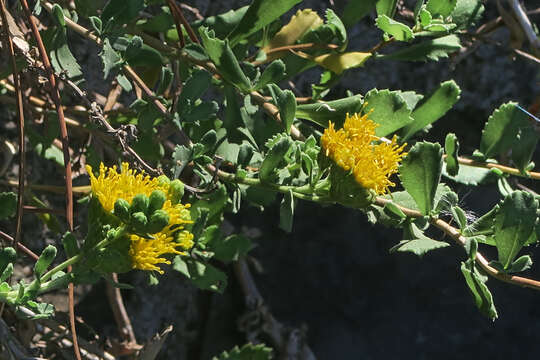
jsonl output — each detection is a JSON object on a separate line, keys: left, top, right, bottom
{"left": 199, "top": 27, "right": 251, "bottom": 91}
{"left": 426, "top": 0, "right": 457, "bottom": 17}
{"left": 511, "top": 123, "right": 538, "bottom": 173}
{"left": 443, "top": 162, "right": 493, "bottom": 185}
{"left": 376, "top": 0, "right": 398, "bottom": 18}
{"left": 34, "top": 245, "right": 57, "bottom": 278}
{"left": 100, "top": 38, "right": 122, "bottom": 78}
{"left": 101, "top": 0, "right": 144, "bottom": 24}
{"left": 384, "top": 34, "right": 461, "bottom": 61}
{"left": 43, "top": 11, "right": 84, "bottom": 84}
{"left": 0, "top": 247, "right": 16, "bottom": 275}
{"left": 255, "top": 60, "right": 286, "bottom": 90}
{"left": 390, "top": 222, "right": 449, "bottom": 256}
{"left": 342, "top": 0, "right": 377, "bottom": 27}
{"left": 479, "top": 102, "right": 528, "bottom": 158}
{"left": 375, "top": 15, "right": 414, "bottom": 41}
{"left": 303, "top": 52, "right": 372, "bottom": 75}
{"left": 267, "top": 84, "right": 296, "bottom": 134}
{"left": 188, "top": 260, "right": 227, "bottom": 293}
{"left": 399, "top": 142, "right": 443, "bottom": 215}
{"left": 209, "top": 234, "right": 251, "bottom": 263}
{"left": 279, "top": 189, "right": 295, "bottom": 232}
{"left": 259, "top": 136, "right": 293, "bottom": 183}
{"left": 451, "top": 0, "right": 484, "bottom": 29}
{"left": 227, "top": 0, "right": 302, "bottom": 46}
{"left": 460, "top": 260, "right": 497, "bottom": 320}
{"left": 444, "top": 133, "right": 460, "bottom": 176}
{"left": 62, "top": 232, "right": 79, "bottom": 259}
{"left": 296, "top": 95, "right": 363, "bottom": 127}
{"left": 363, "top": 89, "right": 413, "bottom": 137}
{"left": 463, "top": 205, "right": 497, "bottom": 238}
{"left": 507, "top": 255, "right": 532, "bottom": 273}
{"left": 0, "top": 192, "right": 17, "bottom": 220}
{"left": 493, "top": 191, "right": 538, "bottom": 269}
{"left": 213, "top": 343, "right": 273, "bottom": 360}
{"left": 401, "top": 80, "right": 461, "bottom": 140}
{"left": 451, "top": 206, "right": 467, "bottom": 230}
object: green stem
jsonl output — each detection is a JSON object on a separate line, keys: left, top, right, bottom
{"left": 39, "top": 227, "right": 125, "bottom": 283}
{"left": 216, "top": 170, "right": 333, "bottom": 204}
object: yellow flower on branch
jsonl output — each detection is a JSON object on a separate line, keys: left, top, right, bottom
{"left": 86, "top": 162, "right": 194, "bottom": 274}
{"left": 321, "top": 113, "right": 407, "bottom": 195}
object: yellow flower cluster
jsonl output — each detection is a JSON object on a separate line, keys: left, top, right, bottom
{"left": 86, "top": 163, "right": 194, "bottom": 274}
{"left": 321, "top": 113, "right": 407, "bottom": 195}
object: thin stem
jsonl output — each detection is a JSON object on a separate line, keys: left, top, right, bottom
{"left": 0, "top": 0, "right": 25, "bottom": 257}
{"left": 456, "top": 156, "right": 540, "bottom": 180}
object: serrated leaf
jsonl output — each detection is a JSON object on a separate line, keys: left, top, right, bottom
{"left": 460, "top": 260, "right": 497, "bottom": 320}
{"left": 213, "top": 343, "right": 273, "bottom": 360}
{"left": 363, "top": 89, "right": 413, "bottom": 136}
{"left": 399, "top": 142, "right": 443, "bottom": 215}
{"left": 375, "top": 15, "right": 414, "bottom": 41}
{"left": 444, "top": 133, "right": 460, "bottom": 176}
{"left": 259, "top": 136, "right": 292, "bottom": 183}
{"left": 493, "top": 191, "right": 538, "bottom": 269}
{"left": 296, "top": 95, "right": 363, "bottom": 127}
{"left": 426, "top": 0, "right": 457, "bottom": 17}
{"left": 390, "top": 222, "right": 449, "bottom": 256}
{"left": 199, "top": 27, "right": 251, "bottom": 91}
{"left": 384, "top": 34, "right": 461, "bottom": 61}
{"left": 401, "top": 80, "right": 461, "bottom": 140}
{"left": 0, "top": 192, "right": 17, "bottom": 220}
{"left": 479, "top": 102, "right": 529, "bottom": 158}
{"left": 227, "top": 0, "right": 302, "bottom": 46}
{"left": 279, "top": 189, "right": 295, "bottom": 232}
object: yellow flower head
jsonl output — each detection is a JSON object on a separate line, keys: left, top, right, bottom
{"left": 86, "top": 162, "right": 194, "bottom": 274}
{"left": 321, "top": 113, "right": 407, "bottom": 195}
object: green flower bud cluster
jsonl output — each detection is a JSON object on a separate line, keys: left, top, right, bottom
{"left": 114, "top": 190, "right": 171, "bottom": 234}
{"left": 157, "top": 176, "right": 185, "bottom": 205}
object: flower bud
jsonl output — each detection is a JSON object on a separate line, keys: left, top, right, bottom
{"left": 148, "top": 190, "right": 167, "bottom": 214}
{"left": 130, "top": 194, "right": 149, "bottom": 214}
{"left": 168, "top": 180, "right": 185, "bottom": 204}
{"left": 114, "top": 198, "right": 131, "bottom": 223}
{"left": 131, "top": 211, "right": 148, "bottom": 231}
{"left": 147, "top": 210, "right": 170, "bottom": 234}
{"left": 157, "top": 175, "right": 170, "bottom": 187}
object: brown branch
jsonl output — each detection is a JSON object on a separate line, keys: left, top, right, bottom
{"left": 171, "top": 0, "right": 199, "bottom": 44}
{"left": 0, "top": 230, "right": 39, "bottom": 261}
{"left": 18, "top": 2, "right": 79, "bottom": 359}
{"left": 250, "top": 91, "right": 304, "bottom": 140}
{"left": 105, "top": 273, "right": 139, "bottom": 351}
{"left": 166, "top": 0, "right": 185, "bottom": 48}
{"left": 456, "top": 156, "right": 540, "bottom": 179}
{"left": 0, "top": 0, "right": 25, "bottom": 258}
{"left": 23, "top": 205, "right": 64, "bottom": 215}
{"left": 374, "top": 197, "right": 540, "bottom": 291}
